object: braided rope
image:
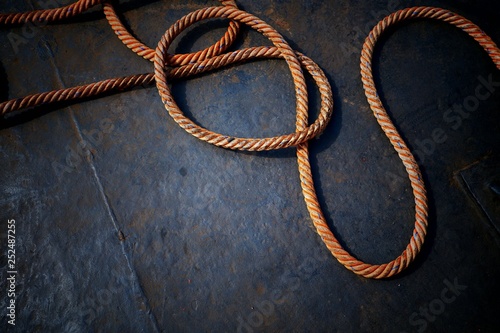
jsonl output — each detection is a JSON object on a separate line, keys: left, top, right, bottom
{"left": 103, "top": 0, "right": 241, "bottom": 65}
{"left": 293, "top": 6, "right": 500, "bottom": 279}
{"left": 0, "top": 74, "right": 154, "bottom": 115}
{"left": 0, "top": 0, "right": 103, "bottom": 25}
{"left": 154, "top": 6, "right": 331, "bottom": 151}
{"left": 1, "top": 3, "right": 499, "bottom": 279}
{"left": 0, "top": 46, "right": 288, "bottom": 115}
{"left": 330, "top": 6, "right": 500, "bottom": 278}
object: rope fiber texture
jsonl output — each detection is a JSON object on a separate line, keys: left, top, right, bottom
{"left": 1, "top": 2, "right": 499, "bottom": 279}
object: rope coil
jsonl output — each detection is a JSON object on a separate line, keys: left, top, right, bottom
{"left": 1, "top": 2, "right": 499, "bottom": 279}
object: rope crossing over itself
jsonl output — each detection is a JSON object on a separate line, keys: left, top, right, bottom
{"left": 1, "top": 1, "right": 499, "bottom": 279}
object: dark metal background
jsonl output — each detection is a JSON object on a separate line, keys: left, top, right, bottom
{"left": 1, "top": 0, "right": 499, "bottom": 332}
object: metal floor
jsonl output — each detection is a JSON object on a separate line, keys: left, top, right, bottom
{"left": 1, "top": 0, "right": 500, "bottom": 332}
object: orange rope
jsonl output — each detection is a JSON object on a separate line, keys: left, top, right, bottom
{"left": 0, "top": 0, "right": 103, "bottom": 25}
{"left": 103, "top": 0, "right": 241, "bottom": 65}
{"left": 153, "top": 6, "right": 332, "bottom": 150}
{"left": 1, "top": 2, "right": 499, "bottom": 279}
{"left": 351, "top": 7, "right": 500, "bottom": 278}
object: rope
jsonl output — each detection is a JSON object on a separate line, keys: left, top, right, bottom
{"left": 349, "top": 7, "right": 500, "bottom": 278}
{"left": 103, "top": 0, "right": 241, "bottom": 65}
{"left": 1, "top": 2, "right": 499, "bottom": 279}
{"left": 153, "top": 6, "right": 332, "bottom": 151}
{"left": 0, "top": 0, "right": 103, "bottom": 25}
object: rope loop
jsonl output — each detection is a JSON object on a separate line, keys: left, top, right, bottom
{"left": 1, "top": 3, "right": 499, "bottom": 279}
{"left": 103, "top": 0, "right": 241, "bottom": 65}
{"left": 153, "top": 6, "right": 332, "bottom": 151}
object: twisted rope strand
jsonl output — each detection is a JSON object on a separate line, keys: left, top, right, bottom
{"left": 296, "top": 6, "right": 499, "bottom": 279}
{"left": 0, "top": 46, "right": 309, "bottom": 113}
{"left": 0, "top": 0, "right": 242, "bottom": 68}
{"left": 1, "top": 3, "right": 498, "bottom": 279}
{"left": 154, "top": 6, "right": 322, "bottom": 151}
{"left": 0, "top": 0, "right": 103, "bottom": 25}
{"left": 338, "top": 6, "right": 500, "bottom": 278}
{"left": 0, "top": 74, "right": 154, "bottom": 115}
{"left": 103, "top": 0, "right": 241, "bottom": 65}
{"left": 0, "top": 46, "right": 274, "bottom": 115}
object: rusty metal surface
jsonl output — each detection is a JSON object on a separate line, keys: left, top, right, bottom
{"left": 1, "top": 0, "right": 500, "bottom": 332}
